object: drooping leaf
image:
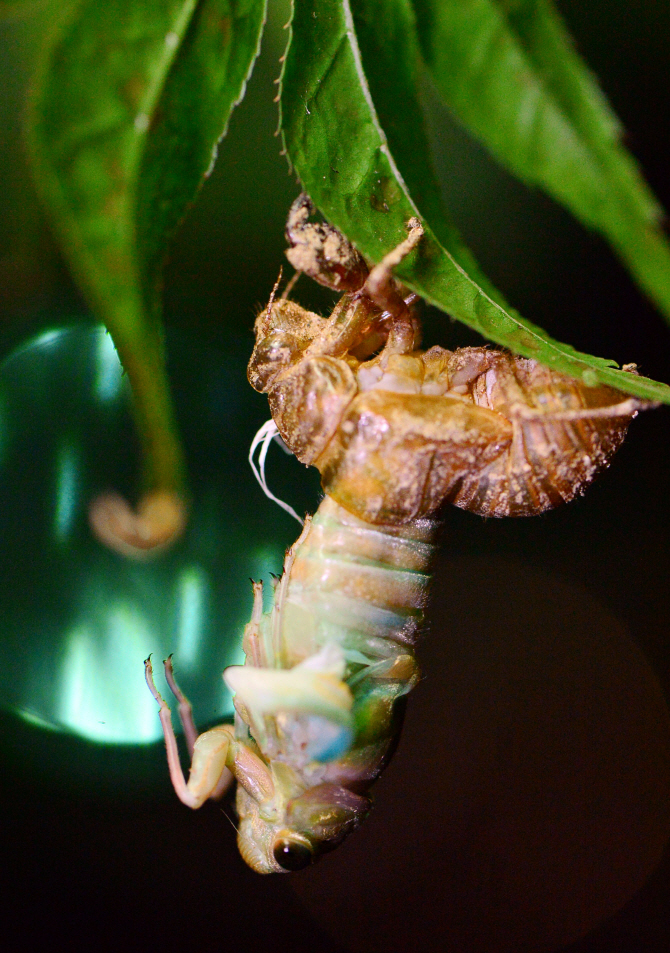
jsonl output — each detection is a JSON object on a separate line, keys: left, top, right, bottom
{"left": 412, "top": 0, "right": 670, "bottom": 326}
{"left": 346, "top": 0, "right": 508, "bottom": 308}
{"left": 29, "top": 0, "right": 267, "bottom": 498}
{"left": 280, "top": 0, "right": 670, "bottom": 404}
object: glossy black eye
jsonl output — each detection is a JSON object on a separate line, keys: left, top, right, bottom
{"left": 272, "top": 836, "right": 313, "bottom": 871}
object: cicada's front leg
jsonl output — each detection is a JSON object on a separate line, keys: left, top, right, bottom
{"left": 360, "top": 217, "right": 424, "bottom": 356}
{"left": 284, "top": 192, "right": 369, "bottom": 294}
{"left": 284, "top": 193, "right": 424, "bottom": 357}
{"left": 145, "top": 657, "right": 273, "bottom": 810}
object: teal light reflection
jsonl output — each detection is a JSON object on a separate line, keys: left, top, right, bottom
{"left": 174, "top": 567, "right": 207, "bottom": 669}
{"left": 53, "top": 441, "right": 80, "bottom": 543}
{"left": 0, "top": 324, "right": 314, "bottom": 764}
{"left": 94, "top": 329, "right": 124, "bottom": 403}
{"left": 28, "top": 329, "right": 62, "bottom": 352}
{"left": 58, "top": 602, "right": 160, "bottom": 744}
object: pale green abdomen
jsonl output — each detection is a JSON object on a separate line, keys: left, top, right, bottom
{"left": 272, "top": 497, "right": 438, "bottom": 775}
{"left": 282, "top": 497, "right": 437, "bottom": 668}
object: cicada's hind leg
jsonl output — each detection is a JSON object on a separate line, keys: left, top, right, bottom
{"left": 163, "top": 656, "right": 236, "bottom": 800}
{"left": 145, "top": 657, "right": 235, "bottom": 807}
{"left": 146, "top": 655, "right": 277, "bottom": 809}
{"left": 162, "top": 655, "right": 198, "bottom": 756}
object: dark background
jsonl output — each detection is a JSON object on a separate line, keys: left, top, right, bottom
{"left": 1, "top": 1, "right": 670, "bottom": 951}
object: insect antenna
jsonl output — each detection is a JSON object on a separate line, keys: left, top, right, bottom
{"left": 280, "top": 269, "right": 301, "bottom": 300}
{"left": 219, "top": 805, "right": 239, "bottom": 834}
{"left": 266, "top": 266, "right": 283, "bottom": 325}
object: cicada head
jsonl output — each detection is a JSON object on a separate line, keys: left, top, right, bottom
{"left": 248, "top": 298, "right": 328, "bottom": 393}
{"left": 236, "top": 773, "right": 371, "bottom": 874}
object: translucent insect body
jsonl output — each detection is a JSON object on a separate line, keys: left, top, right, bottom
{"left": 147, "top": 194, "right": 647, "bottom": 873}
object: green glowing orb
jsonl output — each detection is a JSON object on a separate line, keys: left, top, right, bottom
{"left": 0, "top": 324, "right": 316, "bottom": 746}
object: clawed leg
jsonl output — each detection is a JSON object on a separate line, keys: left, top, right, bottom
{"left": 146, "top": 656, "right": 276, "bottom": 809}
{"left": 163, "top": 655, "right": 198, "bottom": 756}
{"left": 302, "top": 217, "right": 425, "bottom": 361}
{"left": 285, "top": 193, "right": 369, "bottom": 293}
{"left": 162, "top": 656, "right": 235, "bottom": 801}
{"left": 241, "top": 580, "right": 265, "bottom": 668}
{"left": 145, "top": 656, "right": 235, "bottom": 808}
{"left": 305, "top": 215, "right": 425, "bottom": 359}
{"left": 363, "top": 218, "right": 424, "bottom": 355}
{"left": 284, "top": 194, "right": 425, "bottom": 360}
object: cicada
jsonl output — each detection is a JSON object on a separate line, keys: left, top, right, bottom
{"left": 147, "top": 195, "right": 648, "bottom": 873}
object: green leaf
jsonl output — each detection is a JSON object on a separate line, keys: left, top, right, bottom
{"left": 412, "top": 0, "right": 670, "bottom": 327}
{"left": 280, "top": 0, "right": 670, "bottom": 404}
{"left": 28, "top": 0, "right": 267, "bottom": 497}
{"left": 0, "top": 0, "right": 52, "bottom": 18}
{"left": 345, "top": 0, "right": 508, "bottom": 309}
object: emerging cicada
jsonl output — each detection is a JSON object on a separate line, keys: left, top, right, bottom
{"left": 147, "top": 195, "right": 648, "bottom": 873}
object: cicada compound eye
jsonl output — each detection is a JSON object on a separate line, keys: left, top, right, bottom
{"left": 248, "top": 330, "right": 302, "bottom": 392}
{"left": 272, "top": 833, "right": 314, "bottom": 871}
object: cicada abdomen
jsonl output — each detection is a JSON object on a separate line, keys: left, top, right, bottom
{"left": 444, "top": 350, "right": 643, "bottom": 517}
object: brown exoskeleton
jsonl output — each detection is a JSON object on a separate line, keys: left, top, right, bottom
{"left": 249, "top": 193, "right": 646, "bottom": 520}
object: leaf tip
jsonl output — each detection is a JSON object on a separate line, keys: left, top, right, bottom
{"left": 88, "top": 490, "right": 188, "bottom": 560}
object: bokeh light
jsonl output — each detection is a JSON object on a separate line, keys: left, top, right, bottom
{"left": 0, "top": 324, "right": 314, "bottom": 745}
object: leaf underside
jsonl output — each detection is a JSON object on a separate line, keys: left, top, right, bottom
{"left": 413, "top": 0, "right": 670, "bottom": 329}
{"left": 28, "top": 0, "right": 267, "bottom": 490}
{"left": 280, "top": 0, "right": 670, "bottom": 404}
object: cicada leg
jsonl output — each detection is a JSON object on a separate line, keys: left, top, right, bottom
{"left": 285, "top": 195, "right": 425, "bottom": 361}
{"left": 145, "top": 657, "right": 275, "bottom": 809}
{"left": 145, "top": 657, "right": 235, "bottom": 807}
{"left": 363, "top": 218, "right": 424, "bottom": 355}
{"left": 162, "top": 654, "right": 198, "bottom": 756}
{"left": 285, "top": 193, "right": 369, "bottom": 294}
{"left": 300, "top": 220, "right": 425, "bottom": 363}
{"left": 161, "top": 656, "right": 238, "bottom": 801}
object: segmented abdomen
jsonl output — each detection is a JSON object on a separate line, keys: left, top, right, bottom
{"left": 283, "top": 496, "right": 437, "bottom": 667}
{"left": 260, "top": 496, "right": 439, "bottom": 788}
{"left": 446, "top": 353, "right": 638, "bottom": 517}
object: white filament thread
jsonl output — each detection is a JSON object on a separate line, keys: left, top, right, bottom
{"left": 249, "top": 420, "right": 304, "bottom": 525}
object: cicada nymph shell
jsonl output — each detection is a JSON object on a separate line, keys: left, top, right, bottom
{"left": 249, "top": 296, "right": 644, "bottom": 524}
{"left": 315, "top": 347, "right": 644, "bottom": 519}
{"left": 443, "top": 351, "right": 642, "bottom": 517}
